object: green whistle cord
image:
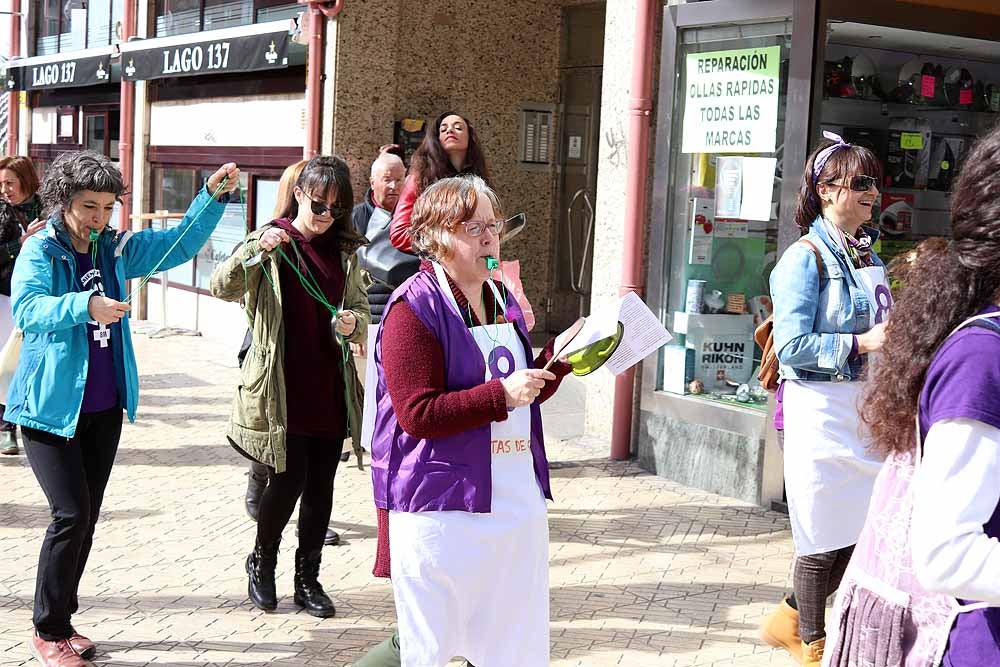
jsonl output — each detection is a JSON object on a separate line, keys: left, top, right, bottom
{"left": 237, "top": 184, "right": 356, "bottom": 437}
{"left": 123, "top": 177, "right": 231, "bottom": 305}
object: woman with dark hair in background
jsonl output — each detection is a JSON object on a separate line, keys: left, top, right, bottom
{"left": 824, "top": 124, "right": 1000, "bottom": 667}
{"left": 759, "top": 132, "right": 890, "bottom": 666}
{"left": 389, "top": 111, "right": 492, "bottom": 253}
{"left": 0, "top": 155, "right": 46, "bottom": 454}
{"left": 212, "top": 156, "right": 369, "bottom": 619}
{"left": 12, "top": 151, "right": 237, "bottom": 666}
{"left": 242, "top": 158, "right": 346, "bottom": 547}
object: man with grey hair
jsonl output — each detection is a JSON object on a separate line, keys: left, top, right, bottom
{"left": 352, "top": 149, "right": 413, "bottom": 327}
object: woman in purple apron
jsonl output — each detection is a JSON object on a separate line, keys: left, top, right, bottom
{"left": 824, "top": 124, "right": 1000, "bottom": 667}
{"left": 356, "top": 175, "right": 573, "bottom": 667}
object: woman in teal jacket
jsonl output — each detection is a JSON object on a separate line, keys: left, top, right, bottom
{"left": 9, "top": 151, "right": 238, "bottom": 667}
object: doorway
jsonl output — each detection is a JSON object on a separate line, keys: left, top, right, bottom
{"left": 548, "top": 2, "right": 605, "bottom": 334}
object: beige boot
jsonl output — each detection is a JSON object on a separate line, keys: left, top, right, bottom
{"left": 759, "top": 598, "right": 803, "bottom": 663}
{"left": 801, "top": 637, "right": 825, "bottom": 667}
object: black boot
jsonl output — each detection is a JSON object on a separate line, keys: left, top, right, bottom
{"left": 245, "top": 463, "right": 268, "bottom": 521}
{"left": 294, "top": 548, "right": 336, "bottom": 618}
{"left": 246, "top": 538, "right": 279, "bottom": 611}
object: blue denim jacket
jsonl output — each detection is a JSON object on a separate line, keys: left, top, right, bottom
{"left": 770, "top": 217, "right": 884, "bottom": 382}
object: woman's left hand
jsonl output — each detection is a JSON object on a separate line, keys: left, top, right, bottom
{"left": 207, "top": 163, "right": 240, "bottom": 198}
{"left": 335, "top": 310, "right": 357, "bottom": 336}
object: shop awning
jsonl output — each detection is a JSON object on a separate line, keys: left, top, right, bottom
{"left": 119, "top": 20, "right": 293, "bottom": 82}
{"left": 3, "top": 47, "right": 114, "bottom": 91}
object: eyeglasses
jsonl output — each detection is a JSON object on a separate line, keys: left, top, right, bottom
{"left": 303, "top": 192, "right": 348, "bottom": 219}
{"left": 460, "top": 218, "right": 505, "bottom": 237}
{"left": 828, "top": 175, "right": 879, "bottom": 193}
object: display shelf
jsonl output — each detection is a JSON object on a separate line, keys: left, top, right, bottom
{"left": 821, "top": 96, "right": 997, "bottom": 136}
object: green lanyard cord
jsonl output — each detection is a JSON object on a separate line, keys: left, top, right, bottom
{"left": 123, "top": 177, "right": 231, "bottom": 305}
{"left": 239, "top": 195, "right": 355, "bottom": 437}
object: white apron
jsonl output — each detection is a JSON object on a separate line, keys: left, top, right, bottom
{"left": 389, "top": 264, "right": 550, "bottom": 667}
{"left": 783, "top": 238, "right": 891, "bottom": 556}
{"left": 0, "top": 295, "right": 13, "bottom": 343}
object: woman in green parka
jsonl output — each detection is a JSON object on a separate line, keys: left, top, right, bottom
{"left": 211, "top": 155, "right": 369, "bottom": 619}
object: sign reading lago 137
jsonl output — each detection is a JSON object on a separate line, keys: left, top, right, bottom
{"left": 122, "top": 30, "right": 289, "bottom": 81}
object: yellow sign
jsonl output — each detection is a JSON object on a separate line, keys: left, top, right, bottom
{"left": 900, "top": 132, "right": 924, "bottom": 150}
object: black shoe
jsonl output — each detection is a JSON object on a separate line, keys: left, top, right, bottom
{"left": 245, "top": 464, "right": 268, "bottom": 522}
{"left": 246, "top": 538, "right": 280, "bottom": 611}
{"left": 339, "top": 450, "right": 350, "bottom": 462}
{"left": 293, "top": 548, "right": 336, "bottom": 618}
{"left": 324, "top": 528, "right": 340, "bottom": 546}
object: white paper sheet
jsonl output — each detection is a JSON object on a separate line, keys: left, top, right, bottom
{"left": 739, "top": 157, "right": 777, "bottom": 221}
{"left": 557, "top": 292, "right": 672, "bottom": 376}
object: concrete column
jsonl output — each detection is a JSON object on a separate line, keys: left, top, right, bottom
{"left": 584, "top": 0, "right": 662, "bottom": 444}
{"left": 584, "top": 0, "right": 639, "bottom": 441}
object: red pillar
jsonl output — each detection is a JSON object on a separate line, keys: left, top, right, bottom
{"left": 117, "top": 0, "right": 136, "bottom": 231}
{"left": 611, "top": 0, "right": 656, "bottom": 460}
{"left": 6, "top": 0, "right": 21, "bottom": 155}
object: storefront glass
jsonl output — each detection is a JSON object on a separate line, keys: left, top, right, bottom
{"left": 819, "top": 22, "right": 1000, "bottom": 269}
{"left": 154, "top": 0, "right": 297, "bottom": 36}
{"left": 152, "top": 167, "right": 250, "bottom": 292}
{"left": 658, "top": 20, "right": 791, "bottom": 413}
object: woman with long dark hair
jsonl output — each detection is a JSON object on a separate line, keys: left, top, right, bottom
{"left": 211, "top": 155, "right": 369, "bottom": 619}
{"left": 759, "top": 132, "right": 890, "bottom": 666}
{"left": 824, "top": 125, "right": 1000, "bottom": 667}
{"left": 0, "top": 155, "right": 46, "bottom": 454}
{"left": 388, "top": 111, "right": 491, "bottom": 252}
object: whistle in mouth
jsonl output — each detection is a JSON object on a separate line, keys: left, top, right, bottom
{"left": 89, "top": 230, "right": 100, "bottom": 242}
{"left": 485, "top": 256, "right": 499, "bottom": 271}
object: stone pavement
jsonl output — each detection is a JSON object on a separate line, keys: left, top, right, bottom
{"left": 0, "top": 329, "right": 797, "bottom": 666}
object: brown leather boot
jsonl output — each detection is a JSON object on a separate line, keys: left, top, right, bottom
{"left": 29, "top": 632, "right": 90, "bottom": 666}
{"left": 801, "top": 637, "right": 825, "bottom": 667}
{"left": 759, "top": 598, "right": 803, "bottom": 663}
{"left": 68, "top": 633, "right": 95, "bottom": 660}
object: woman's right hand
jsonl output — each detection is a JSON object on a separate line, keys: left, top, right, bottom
{"left": 258, "top": 227, "right": 290, "bottom": 253}
{"left": 857, "top": 321, "right": 887, "bottom": 354}
{"left": 88, "top": 295, "right": 131, "bottom": 325}
{"left": 501, "top": 369, "right": 556, "bottom": 408}
{"left": 19, "top": 218, "right": 45, "bottom": 244}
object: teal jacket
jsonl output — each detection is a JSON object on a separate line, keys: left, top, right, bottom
{"left": 6, "top": 185, "right": 225, "bottom": 437}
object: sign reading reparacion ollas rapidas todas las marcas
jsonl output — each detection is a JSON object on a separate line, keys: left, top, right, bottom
{"left": 681, "top": 46, "right": 781, "bottom": 153}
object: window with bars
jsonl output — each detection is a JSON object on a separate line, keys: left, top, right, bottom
{"left": 33, "top": 0, "right": 123, "bottom": 55}
{"left": 153, "top": 0, "right": 299, "bottom": 37}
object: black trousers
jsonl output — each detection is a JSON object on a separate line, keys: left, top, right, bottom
{"left": 23, "top": 408, "right": 123, "bottom": 640}
{"left": 256, "top": 433, "right": 344, "bottom": 551}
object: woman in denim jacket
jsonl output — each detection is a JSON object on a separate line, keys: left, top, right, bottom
{"left": 759, "top": 133, "right": 890, "bottom": 666}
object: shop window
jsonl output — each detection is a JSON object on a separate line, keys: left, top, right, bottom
{"left": 659, "top": 21, "right": 791, "bottom": 411}
{"left": 152, "top": 167, "right": 253, "bottom": 294}
{"left": 820, "top": 22, "right": 1000, "bottom": 269}
{"left": 154, "top": 0, "right": 296, "bottom": 36}
{"left": 82, "top": 109, "right": 119, "bottom": 157}
{"left": 33, "top": 0, "right": 123, "bottom": 54}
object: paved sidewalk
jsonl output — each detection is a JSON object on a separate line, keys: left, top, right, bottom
{"left": 0, "top": 330, "right": 797, "bottom": 666}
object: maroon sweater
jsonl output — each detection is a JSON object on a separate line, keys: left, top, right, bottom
{"left": 275, "top": 219, "right": 347, "bottom": 439}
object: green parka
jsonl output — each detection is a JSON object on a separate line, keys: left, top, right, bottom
{"left": 210, "top": 223, "right": 369, "bottom": 472}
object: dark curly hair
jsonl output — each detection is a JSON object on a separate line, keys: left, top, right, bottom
{"left": 38, "top": 150, "right": 126, "bottom": 222}
{"left": 863, "top": 124, "right": 1000, "bottom": 457}
{"left": 793, "top": 138, "right": 883, "bottom": 233}
{"left": 410, "top": 111, "right": 491, "bottom": 194}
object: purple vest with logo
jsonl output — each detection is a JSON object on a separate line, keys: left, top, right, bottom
{"left": 370, "top": 270, "right": 552, "bottom": 513}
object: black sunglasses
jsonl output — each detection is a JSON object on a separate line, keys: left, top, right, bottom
{"left": 303, "top": 191, "right": 348, "bottom": 219}
{"left": 829, "top": 175, "right": 879, "bottom": 193}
